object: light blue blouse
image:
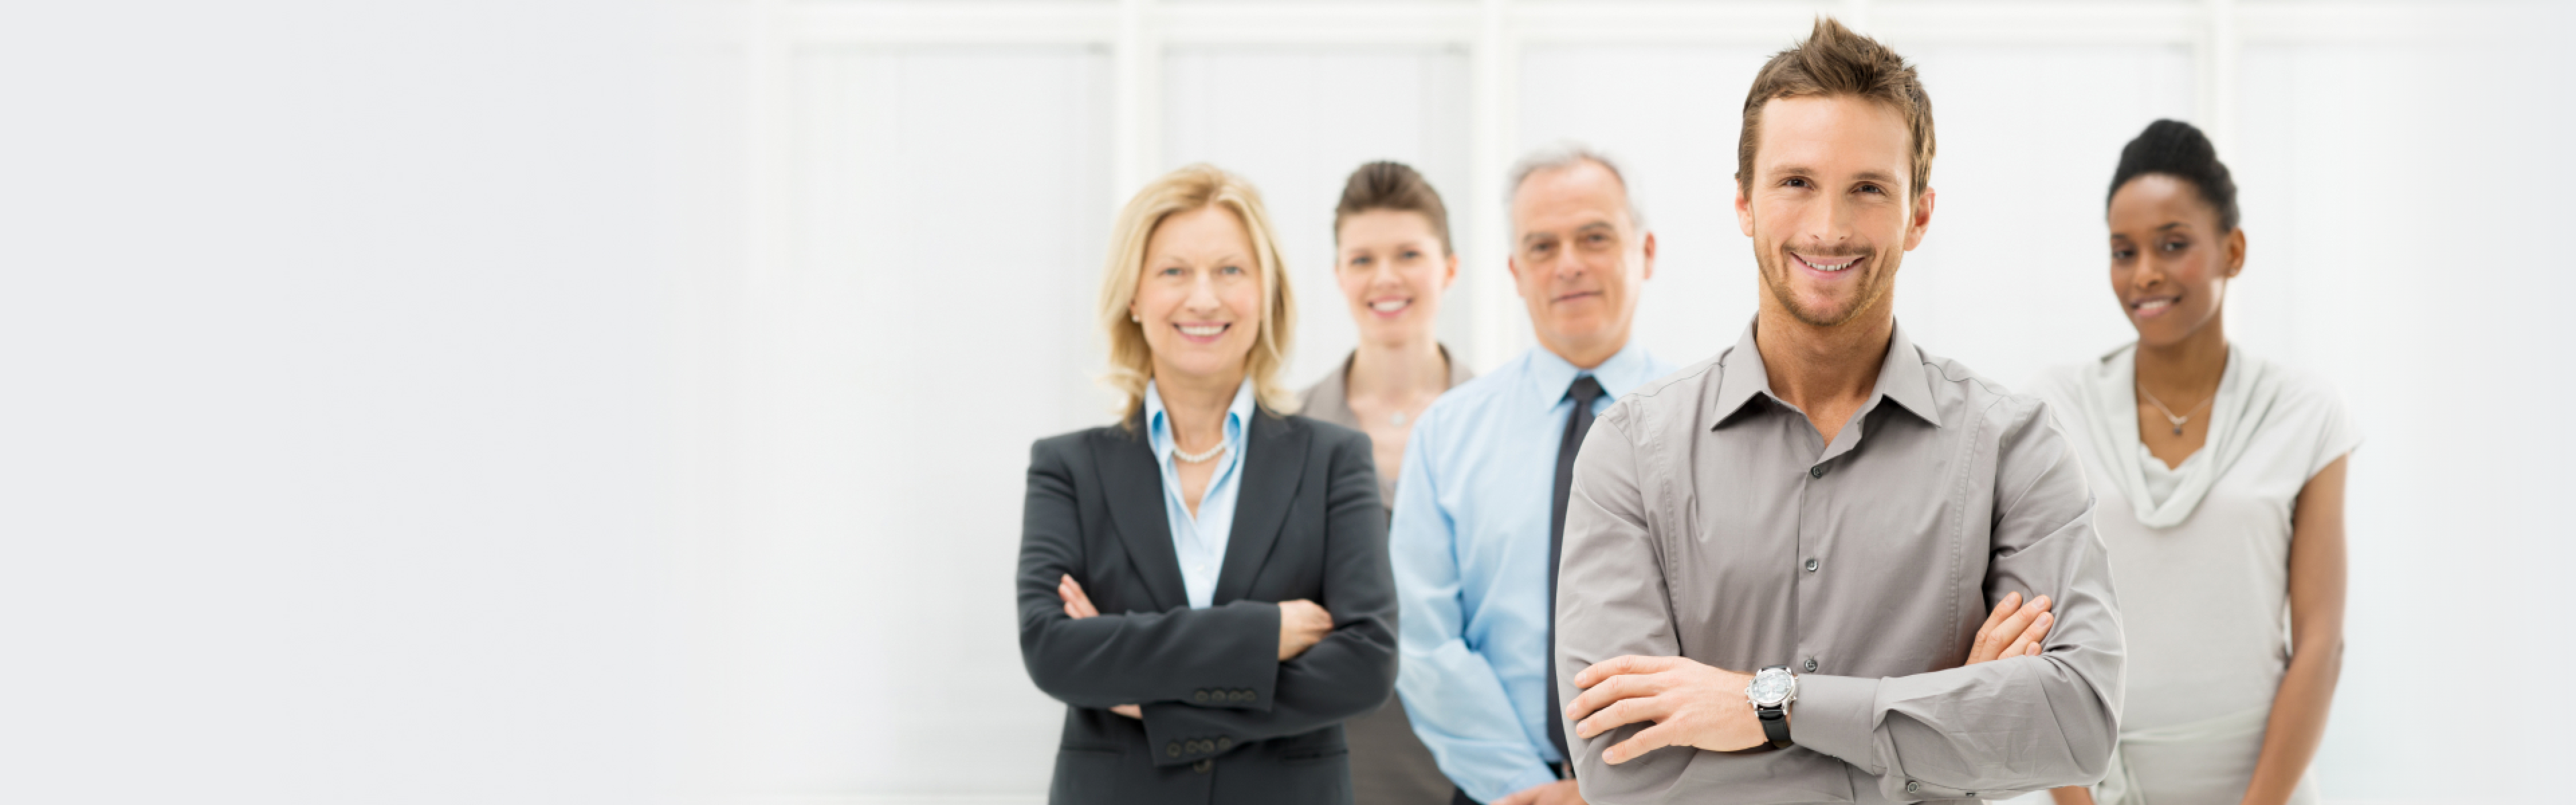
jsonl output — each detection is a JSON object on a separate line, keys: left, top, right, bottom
{"left": 1142, "top": 378, "right": 1256, "bottom": 610}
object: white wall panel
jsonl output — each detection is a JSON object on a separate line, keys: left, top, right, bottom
{"left": 728, "top": 46, "right": 1113, "bottom": 796}
{"left": 1162, "top": 47, "right": 1475, "bottom": 390}
{"left": 2236, "top": 41, "right": 2573, "bottom": 802}
{"left": 1894, "top": 44, "right": 2194, "bottom": 388}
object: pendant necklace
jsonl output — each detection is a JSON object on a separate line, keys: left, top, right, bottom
{"left": 2138, "top": 384, "right": 2214, "bottom": 437}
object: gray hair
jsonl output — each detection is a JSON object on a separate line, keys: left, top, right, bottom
{"left": 1505, "top": 141, "right": 1647, "bottom": 231}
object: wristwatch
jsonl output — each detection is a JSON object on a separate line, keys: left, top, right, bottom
{"left": 1746, "top": 665, "right": 1797, "bottom": 749}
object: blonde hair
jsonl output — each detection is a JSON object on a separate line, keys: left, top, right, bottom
{"left": 1097, "top": 164, "right": 1299, "bottom": 424}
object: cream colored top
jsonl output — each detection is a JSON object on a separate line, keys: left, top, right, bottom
{"left": 2026, "top": 344, "right": 2357, "bottom": 804}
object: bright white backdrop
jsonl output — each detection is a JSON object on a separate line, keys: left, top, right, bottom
{"left": 1, "top": 1, "right": 2567, "bottom": 804}
{"left": 706, "top": 2, "right": 2575, "bottom": 804}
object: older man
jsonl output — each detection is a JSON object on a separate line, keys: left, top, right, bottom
{"left": 1390, "top": 144, "right": 1676, "bottom": 805}
{"left": 1552, "top": 18, "right": 2124, "bottom": 804}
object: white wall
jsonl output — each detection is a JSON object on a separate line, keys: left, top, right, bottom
{"left": 3, "top": 1, "right": 2568, "bottom": 803}
{"left": 0, "top": 1, "right": 686, "bottom": 803}
{"left": 726, "top": 3, "right": 2575, "bottom": 804}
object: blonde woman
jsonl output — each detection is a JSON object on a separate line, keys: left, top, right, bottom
{"left": 1297, "top": 160, "right": 1469, "bottom": 805}
{"left": 1018, "top": 164, "right": 1397, "bottom": 805}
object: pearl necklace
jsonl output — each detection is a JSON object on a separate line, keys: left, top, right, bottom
{"left": 1173, "top": 439, "right": 1227, "bottom": 464}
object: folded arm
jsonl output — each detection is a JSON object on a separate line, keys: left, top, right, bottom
{"left": 1016, "top": 438, "right": 1281, "bottom": 711}
{"left": 1134, "top": 431, "right": 1399, "bottom": 765}
{"left": 1791, "top": 402, "right": 2125, "bottom": 800}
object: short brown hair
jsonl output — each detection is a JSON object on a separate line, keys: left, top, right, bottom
{"left": 1333, "top": 161, "right": 1452, "bottom": 254}
{"left": 1735, "top": 17, "right": 1935, "bottom": 199}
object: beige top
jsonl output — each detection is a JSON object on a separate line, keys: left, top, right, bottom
{"left": 1555, "top": 323, "right": 2126, "bottom": 804}
{"left": 1295, "top": 345, "right": 1474, "bottom": 512}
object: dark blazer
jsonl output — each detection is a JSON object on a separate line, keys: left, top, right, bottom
{"left": 1018, "top": 410, "right": 1396, "bottom": 805}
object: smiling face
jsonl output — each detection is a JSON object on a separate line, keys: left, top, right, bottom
{"left": 1334, "top": 209, "right": 1456, "bottom": 350}
{"left": 2106, "top": 173, "right": 2243, "bottom": 347}
{"left": 1735, "top": 94, "right": 1933, "bottom": 330}
{"left": 1132, "top": 205, "right": 1265, "bottom": 386}
{"left": 1508, "top": 160, "right": 1654, "bottom": 366}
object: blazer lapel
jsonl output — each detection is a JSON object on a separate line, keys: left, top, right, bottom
{"left": 1093, "top": 427, "right": 1188, "bottom": 611}
{"left": 1214, "top": 412, "right": 1307, "bottom": 604}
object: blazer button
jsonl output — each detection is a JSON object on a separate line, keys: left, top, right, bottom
{"left": 1193, "top": 691, "right": 1209, "bottom": 703}
{"left": 1216, "top": 737, "right": 1232, "bottom": 750}
{"left": 1193, "top": 759, "right": 1213, "bottom": 774}
{"left": 1166, "top": 742, "right": 1181, "bottom": 757}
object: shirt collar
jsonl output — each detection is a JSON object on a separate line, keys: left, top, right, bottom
{"left": 1711, "top": 319, "right": 1943, "bottom": 429}
{"left": 1524, "top": 339, "right": 1657, "bottom": 412}
{"left": 1144, "top": 378, "right": 1258, "bottom": 455}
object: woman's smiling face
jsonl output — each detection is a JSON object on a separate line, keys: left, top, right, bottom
{"left": 1334, "top": 209, "right": 1453, "bottom": 349}
{"left": 2107, "top": 173, "right": 2243, "bottom": 347}
{"left": 1132, "top": 205, "right": 1265, "bottom": 384}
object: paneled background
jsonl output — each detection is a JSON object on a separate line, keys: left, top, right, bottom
{"left": 10, "top": 1, "right": 2559, "bottom": 804}
{"left": 704, "top": 2, "right": 2573, "bottom": 804}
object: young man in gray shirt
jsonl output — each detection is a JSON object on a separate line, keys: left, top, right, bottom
{"left": 1552, "top": 17, "right": 2125, "bottom": 804}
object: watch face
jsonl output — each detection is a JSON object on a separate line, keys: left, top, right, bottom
{"left": 1748, "top": 672, "right": 1792, "bottom": 706}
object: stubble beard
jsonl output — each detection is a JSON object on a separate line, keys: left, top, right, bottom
{"left": 1757, "top": 241, "right": 1895, "bottom": 329}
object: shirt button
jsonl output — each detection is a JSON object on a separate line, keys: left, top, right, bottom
{"left": 1809, "top": 464, "right": 1827, "bottom": 478}
{"left": 1906, "top": 781, "right": 1921, "bottom": 794}
{"left": 1804, "top": 658, "right": 1819, "bottom": 672}
{"left": 1804, "top": 558, "right": 1819, "bottom": 572}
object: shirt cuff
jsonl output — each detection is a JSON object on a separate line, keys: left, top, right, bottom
{"left": 1788, "top": 674, "right": 1881, "bottom": 775}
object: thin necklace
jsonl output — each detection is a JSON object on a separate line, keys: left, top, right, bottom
{"left": 2137, "top": 384, "right": 2214, "bottom": 437}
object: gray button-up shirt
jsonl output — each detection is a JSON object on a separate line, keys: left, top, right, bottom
{"left": 1556, "top": 323, "right": 2124, "bottom": 804}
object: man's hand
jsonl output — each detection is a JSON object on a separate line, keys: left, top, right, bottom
{"left": 1110, "top": 704, "right": 1141, "bottom": 719}
{"left": 1277, "top": 599, "right": 1332, "bottom": 661}
{"left": 1567, "top": 655, "right": 1762, "bottom": 764}
{"left": 1492, "top": 779, "right": 1585, "bottom": 805}
{"left": 1967, "top": 590, "right": 2053, "bottom": 665}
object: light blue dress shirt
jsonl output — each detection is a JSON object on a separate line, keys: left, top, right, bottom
{"left": 1389, "top": 341, "right": 1673, "bottom": 803}
{"left": 1144, "top": 378, "right": 1256, "bottom": 610}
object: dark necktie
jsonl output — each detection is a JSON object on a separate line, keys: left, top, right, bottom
{"left": 1545, "top": 374, "right": 1605, "bottom": 770}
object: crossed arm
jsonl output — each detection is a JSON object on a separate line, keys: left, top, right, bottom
{"left": 1014, "top": 435, "right": 1397, "bottom": 765}
{"left": 1556, "top": 409, "right": 2124, "bottom": 802}
{"left": 1566, "top": 591, "right": 2065, "bottom": 761}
